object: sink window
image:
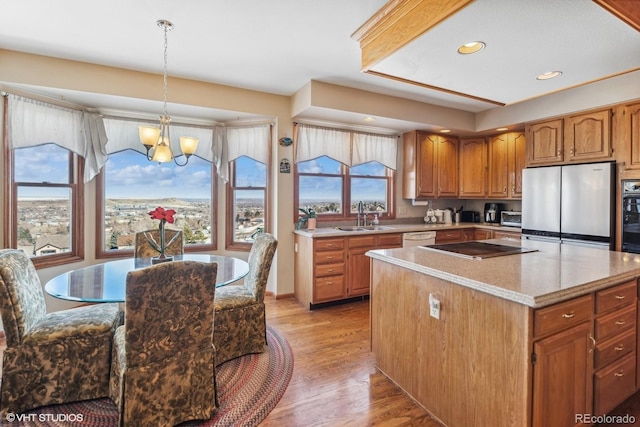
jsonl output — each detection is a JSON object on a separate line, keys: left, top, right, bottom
{"left": 295, "top": 156, "right": 394, "bottom": 222}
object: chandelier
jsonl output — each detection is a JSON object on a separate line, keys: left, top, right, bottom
{"left": 139, "top": 19, "right": 198, "bottom": 166}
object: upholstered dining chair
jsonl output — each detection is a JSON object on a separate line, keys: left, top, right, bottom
{"left": 0, "top": 249, "right": 122, "bottom": 416}
{"left": 214, "top": 232, "right": 277, "bottom": 365}
{"left": 134, "top": 228, "right": 183, "bottom": 258}
{"left": 109, "top": 260, "right": 218, "bottom": 427}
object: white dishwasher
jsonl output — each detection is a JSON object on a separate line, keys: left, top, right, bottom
{"left": 402, "top": 231, "right": 436, "bottom": 247}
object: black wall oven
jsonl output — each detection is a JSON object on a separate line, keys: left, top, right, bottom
{"left": 622, "top": 180, "right": 640, "bottom": 253}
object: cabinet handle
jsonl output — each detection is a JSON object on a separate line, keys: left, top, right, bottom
{"left": 569, "top": 148, "right": 574, "bottom": 155}
{"left": 615, "top": 295, "right": 626, "bottom": 300}
{"left": 328, "top": 268, "right": 334, "bottom": 272}
{"left": 614, "top": 371, "right": 625, "bottom": 377}
{"left": 561, "top": 312, "right": 575, "bottom": 319}
{"left": 460, "top": 186, "right": 464, "bottom": 192}
{"left": 326, "top": 256, "right": 334, "bottom": 260}
{"left": 615, "top": 320, "right": 626, "bottom": 326}
{"left": 557, "top": 150, "right": 561, "bottom": 156}
{"left": 589, "top": 334, "right": 596, "bottom": 353}
{"left": 615, "top": 345, "right": 625, "bottom": 351}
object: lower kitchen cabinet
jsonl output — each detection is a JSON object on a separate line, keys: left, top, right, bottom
{"left": 532, "top": 321, "right": 592, "bottom": 427}
{"left": 435, "top": 229, "right": 465, "bottom": 243}
{"left": 531, "top": 280, "right": 638, "bottom": 426}
{"left": 294, "top": 233, "right": 402, "bottom": 309}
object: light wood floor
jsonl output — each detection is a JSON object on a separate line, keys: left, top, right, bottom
{"left": 261, "top": 297, "right": 440, "bottom": 427}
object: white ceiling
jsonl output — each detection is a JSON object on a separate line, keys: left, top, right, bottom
{"left": 1, "top": 0, "right": 639, "bottom": 131}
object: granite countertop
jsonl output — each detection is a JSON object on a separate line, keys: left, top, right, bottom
{"left": 293, "top": 222, "right": 521, "bottom": 238}
{"left": 366, "top": 239, "right": 640, "bottom": 308}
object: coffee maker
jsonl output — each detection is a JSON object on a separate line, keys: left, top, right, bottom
{"left": 484, "top": 203, "right": 504, "bottom": 224}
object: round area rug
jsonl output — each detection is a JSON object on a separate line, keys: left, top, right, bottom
{"left": 7, "top": 326, "right": 293, "bottom": 427}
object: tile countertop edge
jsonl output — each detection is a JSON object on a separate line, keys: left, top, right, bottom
{"left": 366, "top": 249, "right": 640, "bottom": 309}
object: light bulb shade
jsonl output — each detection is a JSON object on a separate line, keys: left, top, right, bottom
{"left": 151, "top": 143, "right": 173, "bottom": 163}
{"left": 139, "top": 125, "right": 161, "bottom": 147}
{"left": 180, "top": 136, "right": 199, "bottom": 155}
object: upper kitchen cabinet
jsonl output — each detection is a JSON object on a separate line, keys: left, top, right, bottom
{"left": 459, "top": 137, "right": 487, "bottom": 198}
{"left": 564, "top": 109, "right": 613, "bottom": 163}
{"left": 526, "top": 109, "right": 613, "bottom": 166}
{"left": 402, "top": 131, "right": 459, "bottom": 199}
{"left": 526, "top": 119, "right": 564, "bottom": 166}
{"left": 488, "top": 131, "right": 526, "bottom": 199}
{"left": 623, "top": 102, "right": 640, "bottom": 169}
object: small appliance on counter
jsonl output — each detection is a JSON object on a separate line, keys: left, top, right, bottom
{"left": 484, "top": 203, "right": 505, "bottom": 224}
{"left": 500, "top": 211, "right": 522, "bottom": 228}
{"left": 460, "top": 211, "right": 481, "bottom": 223}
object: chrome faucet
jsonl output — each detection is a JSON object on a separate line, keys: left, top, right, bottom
{"left": 357, "top": 201, "right": 366, "bottom": 226}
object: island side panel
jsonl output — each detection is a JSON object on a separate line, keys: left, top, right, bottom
{"left": 370, "top": 259, "right": 532, "bottom": 427}
{"left": 294, "top": 234, "right": 314, "bottom": 308}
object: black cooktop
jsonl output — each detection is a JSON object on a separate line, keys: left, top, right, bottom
{"left": 422, "top": 241, "right": 537, "bottom": 259}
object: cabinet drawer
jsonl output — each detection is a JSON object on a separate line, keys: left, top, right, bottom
{"left": 377, "top": 233, "right": 402, "bottom": 247}
{"left": 594, "top": 353, "right": 636, "bottom": 415}
{"left": 348, "top": 236, "right": 376, "bottom": 248}
{"left": 595, "top": 281, "right": 637, "bottom": 314}
{"left": 315, "top": 263, "right": 345, "bottom": 278}
{"left": 595, "top": 303, "right": 636, "bottom": 340}
{"left": 594, "top": 328, "right": 636, "bottom": 369}
{"left": 533, "top": 295, "right": 592, "bottom": 338}
{"left": 313, "top": 275, "right": 345, "bottom": 302}
{"left": 315, "top": 238, "right": 344, "bottom": 251}
{"left": 436, "top": 230, "right": 464, "bottom": 243}
{"left": 315, "top": 250, "right": 344, "bottom": 264}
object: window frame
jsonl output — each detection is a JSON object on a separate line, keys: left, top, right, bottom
{"left": 94, "top": 150, "right": 218, "bottom": 259}
{"left": 4, "top": 143, "right": 85, "bottom": 268}
{"left": 294, "top": 156, "right": 395, "bottom": 224}
{"left": 225, "top": 156, "right": 271, "bottom": 251}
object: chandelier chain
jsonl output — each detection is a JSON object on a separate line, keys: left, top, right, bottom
{"left": 162, "top": 22, "right": 169, "bottom": 117}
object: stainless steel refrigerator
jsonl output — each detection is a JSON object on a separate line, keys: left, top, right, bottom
{"left": 521, "top": 162, "right": 615, "bottom": 249}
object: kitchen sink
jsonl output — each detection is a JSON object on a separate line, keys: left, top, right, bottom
{"left": 336, "top": 226, "right": 393, "bottom": 231}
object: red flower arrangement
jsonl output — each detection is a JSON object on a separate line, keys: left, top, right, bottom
{"left": 146, "top": 206, "right": 179, "bottom": 262}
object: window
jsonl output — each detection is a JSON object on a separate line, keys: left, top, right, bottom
{"left": 227, "top": 156, "right": 267, "bottom": 249}
{"left": 8, "top": 143, "right": 84, "bottom": 267}
{"left": 294, "top": 123, "right": 397, "bottom": 223}
{"left": 96, "top": 149, "right": 215, "bottom": 257}
{"left": 295, "top": 156, "right": 394, "bottom": 221}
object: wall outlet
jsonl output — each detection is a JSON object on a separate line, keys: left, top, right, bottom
{"left": 429, "top": 293, "right": 440, "bottom": 319}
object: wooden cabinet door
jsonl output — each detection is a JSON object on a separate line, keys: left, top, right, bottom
{"left": 509, "top": 132, "right": 526, "bottom": 198}
{"left": 437, "top": 136, "right": 459, "bottom": 197}
{"left": 474, "top": 229, "right": 493, "bottom": 240}
{"left": 417, "top": 133, "right": 437, "bottom": 198}
{"left": 488, "top": 134, "right": 509, "bottom": 198}
{"left": 564, "top": 109, "right": 612, "bottom": 162}
{"left": 347, "top": 246, "right": 371, "bottom": 297}
{"left": 527, "top": 119, "right": 564, "bottom": 166}
{"left": 459, "top": 137, "right": 487, "bottom": 198}
{"left": 532, "top": 322, "right": 593, "bottom": 427}
{"left": 625, "top": 102, "right": 640, "bottom": 169}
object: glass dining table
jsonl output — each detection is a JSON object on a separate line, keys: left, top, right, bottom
{"left": 45, "top": 254, "right": 249, "bottom": 303}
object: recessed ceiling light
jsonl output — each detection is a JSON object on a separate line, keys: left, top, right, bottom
{"left": 496, "top": 127, "right": 508, "bottom": 131}
{"left": 457, "top": 41, "right": 486, "bottom": 55}
{"left": 363, "top": 116, "right": 375, "bottom": 122}
{"left": 537, "top": 71, "right": 562, "bottom": 80}
{"left": 440, "top": 129, "right": 451, "bottom": 133}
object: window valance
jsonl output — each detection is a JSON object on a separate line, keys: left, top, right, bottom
{"left": 6, "top": 94, "right": 109, "bottom": 183}
{"left": 102, "top": 117, "right": 215, "bottom": 163}
{"left": 294, "top": 123, "right": 398, "bottom": 170}
{"left": 218, "top": 124, "right": 271, "bottom": 182}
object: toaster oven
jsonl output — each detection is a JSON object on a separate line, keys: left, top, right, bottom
{"left": 500, "top": 211, "right": 522, "bottom": 227}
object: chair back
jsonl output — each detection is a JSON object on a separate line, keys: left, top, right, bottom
{"left": 0, "top": 249, "right": 47, "bottom": 347}
{"left": 245, "top": 233, "right": 277, "bottom": 303}
{"left": 134, "top": 229, "right": 184, "bottom": 259}
{"left": 124, "top": 260, "right": 217, "bottom": 366}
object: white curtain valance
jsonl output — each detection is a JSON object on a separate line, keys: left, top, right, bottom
{"left": 295, "top": 124, "right": 351, "bottom": 166}
{"left": 7, "top": 94, "right": 84, "bottom": 154}
{"left": 102, "top": 117, "right": 215, "bottom": 163}
{"left": 7, "top": 94, "right": 109, "bottom": 182}
{"left": 295, "top": 123, "right": 398, "bottom": 170}
{"left": 352, "top": 133, "right": 397, "bottom": 170}
{"left": 219, "top": 124, "right": 271, "bottom": 182}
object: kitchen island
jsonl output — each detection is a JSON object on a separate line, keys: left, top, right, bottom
{"left": 366, "top": 239, "right": 640, "bottom": 427}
